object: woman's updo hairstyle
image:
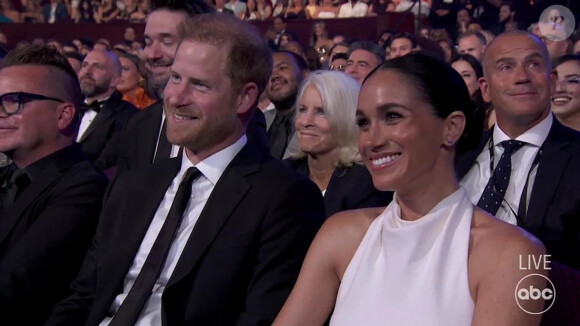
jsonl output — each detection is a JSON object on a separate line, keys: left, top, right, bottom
{"left": 363, "top": 53, "right": 483, "bottom": 155}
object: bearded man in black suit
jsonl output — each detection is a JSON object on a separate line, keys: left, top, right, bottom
{"left": 46, "top": 13, "right": 325, "bottom": 326}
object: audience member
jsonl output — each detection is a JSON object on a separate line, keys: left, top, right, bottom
{"left": 95, "top": 0, "right": 119, "bottom": 23}
{"left": 272, "top": 0, "right": 288, "bottom": 17}
{"left": 116, "top": 0, "right": 214, "bottom": 175}
{"left": 451, "top": 53, "right": 493, "bottom": 130}
{"left": 394, "top": 0, "right": 430, "bottom": 19}
{"left": 118, "top": 0, "right": 139, "bottom": 20}
{"left": 122, "top": 26, "right": 136, "bottom": 46}
{"left": 216, "top": 0, "right": 235, "bottom": 14}
{"left": 458, "top": 31, "right": 580, "bottom": 269}
{"left": 47, "top": 38, "right": 63, "bottom": 53}
{"left": 551, "top": 55, "right": 580, "bottom": 131}
{"left": 315, "top": 0, "right": 338, "bottom": 18}
{"left": 243, "top": 0, "right": 257, "bottom": 19}
{"left": 286, "top": 70, "right": 393, "bottom": 216}
{"left": 310, "top": 21, "right": 334, "bottom": 64}
{"left": 367, "top": 0, "right": 394, "bottom": 16}
{"left": 437, "top": 37, "right": 457, "bottom": 63}
{"left": 329, "top": 52, "right": 347, "bottom": 71}
{"left": 338, "top": 0, "right": 367, "bottom": 18}
{"left": 452, "top": 6, "right": 471, "bottom": 39}
{"left": 225, "top": 0, "right": 246, "bottom": 19}
{"left": 428, "top": 0, "right": 458, "bottom": 30}
{"left": 117, "top": 52, "right": 156, "bottom": 109}
{"left": 388, "top": 32, "right": 416, "bottom": 58}
{"left": 266, "top": 50, "right": 309, "bottom": 159}
{"left": 0, "top": 0, "right": 20, "bottom": 22}
{"left": 305, "top": 0, "right": 317, "bottom": 18}
{"left": 376, "top": 29, "right": 393, "bottom": 48}
{"left": 285, "top": 0, "right": 305, "bottom": 19}
{"left": 77, "top": 50, "right": 138, "bottom": 171}
{"left": 65, "top": 51, "right": 83, "bottom": 73}
{"left": 457, "top": 30, "right": 486, "bottom": 61}
{"left": 255, "top": 0, "right": 272, "bottom": 20}
{"left": 345, "top": 41, "right": 384, "bottom": 84}
{"left": 274, "top": 53, "right": 545, "bottom": 326}
{"left": 21, "top": 0, "right": 45, "bottom": 23}
{"left": 46, "top": 13, "right": 325, "bottom": 325}
{"left": 488, "top": 1, "right": 516, "bottom": 36}
{"left": 0, "top": 44, "right": 107, "bottom": 325}
{"left": 76, "top": 0, "right": 97, "bottom": 22}
{"left": 43, "top": 0, "right": 69, "bottom": 23}
{"left": 129, "top": 0, "right": 149, "bottom": 22}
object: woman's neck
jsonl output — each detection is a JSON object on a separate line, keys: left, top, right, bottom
{"left": 307, "top": 151, "right": 338, "bottom": 191}
{"left": 396, "top": 156, "right": 459, "bottom": 221}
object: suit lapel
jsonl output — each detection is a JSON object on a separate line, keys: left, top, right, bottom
{"left": 524, "top": 120, "right": 572, "bottom": 231}
{"left": 138, "top": 102, "right": 163, "bottom": 165}
{"left": 78, "top": 105, "right": 115, "bottom": 143}
{"left": 166, "top": 145, "right": 262, "bottom": 288}
{"left": 99, "top": 158, "right": 180, "bottom": 293}
{"left": 0, "top": 164, "right": 62, "bottom": 245}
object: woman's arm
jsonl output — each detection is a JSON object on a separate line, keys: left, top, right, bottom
{"left": 470, "top": 211, "right": 547, "bottom": 326}
{"left": 101, "top": 7, "right": 119, "bottom": 22}
{"left": 263, "top": 5, "right": 272, "bottom": 19}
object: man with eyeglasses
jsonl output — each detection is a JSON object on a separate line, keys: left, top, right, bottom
{"left": 458, "top": 31, "right": 580, "bottom": 269}
{"left": 0, "top": 45, "right": 107, "bottom": 324}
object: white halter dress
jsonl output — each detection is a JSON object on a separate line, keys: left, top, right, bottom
{"left": 330, "top": 188, "right": 475, "bottom": 326}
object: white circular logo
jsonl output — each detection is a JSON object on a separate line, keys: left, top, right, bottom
{"left": 515, "top": 273, "right": 556, "bottom": 315}
{"left": 538, "top": 5, "right": 576, "bottom": 42}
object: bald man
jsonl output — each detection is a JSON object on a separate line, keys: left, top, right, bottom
{"left": 458, "top": 31, "right": 580, "bottom": 269}
{"left": 77, "top": 50, "right": 138, "bottom": 172}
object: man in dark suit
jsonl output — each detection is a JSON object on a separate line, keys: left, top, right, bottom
{"left": 46, "top": 13, "right": 325, "bottom": 325}
{"left": 42, "top": 0, "right": 69, "bottom": 23}
{"left": 77, "top": 50, "right": 138, "bottom": 172}
{"left": 0, "top": 45, "right": 107, "bottom": 324}
{"left": 265, "top": 50, "right": 309, "bottom": 159}
{"left": 457, "top": 31, "right": 580, "bottom": 269}
{"left": 116, "top": 0, "right": 268, "bottom": 175}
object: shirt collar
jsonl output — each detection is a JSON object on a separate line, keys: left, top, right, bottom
{"left": 493, "top": 113, "right": 552, "bottom": 148}
{"left": 179, "top": 135, "right": 247, "bottom": 186}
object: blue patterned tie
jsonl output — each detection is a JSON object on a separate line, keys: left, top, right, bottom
{"left": 477, "top": 140, "right": 525, "bottom": 216}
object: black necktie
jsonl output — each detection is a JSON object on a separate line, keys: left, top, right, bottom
{"left": 0, "top": 165, "right": 29, "bottom": 208}
{"left": 109, "top": 167, "right": 201, "bottom": 325}
{"left": 477, "top": 140, "right": 525, "bottom": 216}
{"left": 153, "top": 120, "right": 172, "bottom": 163}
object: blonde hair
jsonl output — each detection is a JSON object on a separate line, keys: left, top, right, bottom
{"left": 288, "top": 70, "right": 361, "bottom": 167}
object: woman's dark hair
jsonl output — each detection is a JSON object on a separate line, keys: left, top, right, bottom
{"left": 451, "top": 54, "right": 490, "bottom": 124}
{"left": 553, "top": 54, "right": 580, "bottom": 68}
{"left": 364, "top": 53, "right": 483, "bottom": 155}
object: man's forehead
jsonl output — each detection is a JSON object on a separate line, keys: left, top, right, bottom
{"left": 145, "top": 10, "right": 188, "bottom": 35}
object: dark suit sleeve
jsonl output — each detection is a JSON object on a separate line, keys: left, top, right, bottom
{"left": 94, "top": 106, "right": 138, "bottom": 171}
{"left": 246, "top": 109, "right": 271, "bottom": 157}
{"left": 45, "top": 175, "right": 121, "bottom": 325}
{"left": 0, "top": 169, "right": 106, "bottom": 322}
{"left": 115, "top": 111, "right": 139, "bottom": 175}
{"left": 236, "top": 177, "right": 325, "bottom": 325}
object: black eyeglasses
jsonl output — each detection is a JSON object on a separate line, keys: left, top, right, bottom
{"left": 329, "top": 64, "right": 345, "bottom": 71}
{"left": 0, "top": 92, "right": 65, "bottom": 117}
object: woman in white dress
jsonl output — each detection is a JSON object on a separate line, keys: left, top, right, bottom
{"left": 273, "top": 54, "right": 548, "bottom": 326}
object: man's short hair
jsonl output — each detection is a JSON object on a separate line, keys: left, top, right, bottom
{"left": 151, "top": 0, "right": 214, "bottom": 15}
{"left": 347, "top": 41, "right": 386, "bottom": 65}
{"left": 1, "top": 44, "right": 83, "bottom": 109}
{"left": 274, "top": 49, "right": 309, "bottom": 71}
{"left": 500, "top": 1, "right": 515, "bottom": 11}
{"left": 387, "top": 32, "right": 417, "bottom": 49}
{"left": 178, "top": 13, "right": 273, "bottom": 95}
{"left": 457, "top": 31, "right": 487, "bottom": 46}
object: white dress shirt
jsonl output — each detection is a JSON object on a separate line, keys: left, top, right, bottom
{"left": 338, "top": 1, "right": 368, "bottom": 18}
{"left": 77, "top": 109, "right": 98, "bottom": 142}
{"left": 100, "top": 135, "right": 247, "bottom": 326}
{"left": 155, "top": 110, "right": 180, "bottom": 160}
{"left": 460, "top": 114, "right": 552, "bottom": 224}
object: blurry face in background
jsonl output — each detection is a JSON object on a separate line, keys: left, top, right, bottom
{"left": 499, "top": 5, "right": 512, "bottom": 23}
{"left": 452, "top": 60, "right": 479, "bottom": 96}
{"left": 457, "top": 9, "right": 470, "bottom": 26}
{"left": 419, "top": 28, "right": 430, "bottom": 39}
{"left": 552, "top": 60, "right": 580, "bottom": 121}
{"left": 389, "top": 37, "right": 413, "bottom": 58}
{"left": 280, "top": 35, "right": 290, "bottom": 47}
{"left": 267, "top": 52, "right": 304, "bottom": 106}
{"left": 458, "top": 34, "right": 485, "bottom": 61}
{"left": 143, "top": 10, "right": 188, "bottom": 92}
{"left": 314, "top": 23, "right": 324, "bottom": 37}
{"left": 124, "top": 27, "right": 136, "bottom": 41}
{"left": 345, "top": 49, "right": 380, "bottom": 84}
{"left": 274, "top": 17, "right": 285, "bottom": 33}
{"left": 78, "top": 50, "right": 118, "bottom": 98}
{"left": 439, "top": 40, "right": 453, "bottom": 62}
{"left": 117, "top": 57, "right": 142, "bottom": 93}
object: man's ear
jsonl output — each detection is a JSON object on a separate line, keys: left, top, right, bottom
{"left": 57, "top": 103, "right": 77, "bottom": 132}
{"left": 442, "top": 111, "right": 466, "bottom": 148}
{"left": 479, "top": 76, "right": 491, "bottom": 103}
{"left": 235, "top": 82, "right": 259, "bottom": 115}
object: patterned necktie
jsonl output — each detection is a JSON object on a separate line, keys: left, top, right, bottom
{"left": 477, "top": 140, "right": 525, "bottom": 216}
{"left": 109, "top": 167, "right": 201, "bottom": 325}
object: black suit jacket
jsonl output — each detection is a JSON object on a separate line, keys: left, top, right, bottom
{"left": 116, "top": 101, "right": 270, "bottom": 175}
{"left": 78, "top": 92, "right": 138, "bottom": 171}
{"left": 42, "top": 3, "right": 69, "bottom": 22}
{"left": 457, "top": 118, "right": 580, "bottom": 269}
{"left": 0, "top": 145, "right": 107, "bottom": 325}
{"left": 285, "top": 158, "right": 393, "bottom": 217}
{"left": 47, "top": 141, "right": 326, "bottom": 325}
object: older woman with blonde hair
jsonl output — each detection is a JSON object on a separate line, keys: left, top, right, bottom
{"left": 285, "top": 70, "right": 392, "bottom": 217}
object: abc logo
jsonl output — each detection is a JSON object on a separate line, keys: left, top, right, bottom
{"left": 515, "top": 274, "right": 556, "bottom": 314}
